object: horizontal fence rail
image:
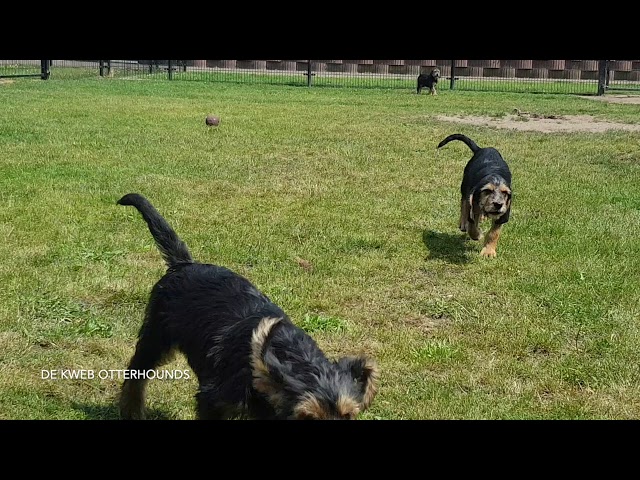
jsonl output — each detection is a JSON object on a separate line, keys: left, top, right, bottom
{"left": 2, "top": 60, "right": 639, "bottom": 95}
{"left": 0, "top": 60, "right": 50, "bottom": 79}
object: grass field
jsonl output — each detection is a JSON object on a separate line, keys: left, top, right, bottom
{"left": 1, "top": 77, "right": 639, "bottom": 420}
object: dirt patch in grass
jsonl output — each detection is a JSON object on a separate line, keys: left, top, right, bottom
{"left": 0, "top": 331, "right": 24, "bottom": 349}
{"left": 436, "top": 112, "right": 640, "bottom": 133}
{"left": 579, "top": 94, "right": 640, "bottom": 105}
{"left": 403, "top": 315, "right": 452, "bottom": 335}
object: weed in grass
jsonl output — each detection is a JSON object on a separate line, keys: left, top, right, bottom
{"left": 298, "top": 313, "right": 348, "bottom": 334}
{"left": 410, "top": 339, "right": 462, "bottom": 363}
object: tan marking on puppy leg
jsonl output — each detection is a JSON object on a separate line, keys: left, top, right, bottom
{"left": 480, "top": 223, "right": 502, "bottom": 258}
{"left": 468, "top": 196, "right": 484, "bottom": 240}
{"left": 468, "top": 222, "right": 482, "bottom": 241}
{"left": 460, "top": 197, "right": 470, "bottom": 232}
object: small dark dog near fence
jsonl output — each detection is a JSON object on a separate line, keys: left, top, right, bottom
{"left": 417, "top": 68, "right": 441, "bottom": 95}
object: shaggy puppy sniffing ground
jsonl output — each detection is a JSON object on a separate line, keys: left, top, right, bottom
{"left": 117, "top": 193, "right": 379, "bottom": 420}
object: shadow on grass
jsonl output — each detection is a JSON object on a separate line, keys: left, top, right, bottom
{"left": 72, "top": 402, "right": 173, "bottom": 420}
{"left": 422, "top": 229, "right": 474, "bottom": 264}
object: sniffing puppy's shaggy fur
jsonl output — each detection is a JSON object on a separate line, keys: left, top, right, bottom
{"left": 417, "top": 68, "right": 441, "bottom": 95}
{"left": 117, "top": 193, "right": 379, "bottom": 420}
{"left": 437, "top": 134, "right": 512, "bottom": 258}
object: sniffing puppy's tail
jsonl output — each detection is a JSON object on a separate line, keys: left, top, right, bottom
{"left": 117, "top": 193, "right": 193, "bottom": 268}
{"left": 437, "top": 134, "right": 480, "bottom": 153}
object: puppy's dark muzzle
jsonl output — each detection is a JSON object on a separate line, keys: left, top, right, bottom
{"left": 485, "top": 204, "right": 506, "bottom": 217}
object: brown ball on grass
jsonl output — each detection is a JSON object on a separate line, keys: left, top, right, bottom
{"left": 205, "top": 115, "right": 220, "bottom": 126}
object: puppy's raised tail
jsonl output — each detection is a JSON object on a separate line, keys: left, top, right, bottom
{"left": 117, "top": 193, "right": 193, "bottom": 268}
{"left": 437, "top": 134, "right": 480, "bottom": 153}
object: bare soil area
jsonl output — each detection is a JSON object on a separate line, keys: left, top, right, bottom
{"left": 579, "top": 94, "right": 640, "bottom": 105}
{"left": 436, "top": 110, "right": 640, "bottom": 133}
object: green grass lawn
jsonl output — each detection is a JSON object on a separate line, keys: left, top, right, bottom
{"left": 1, "top": 77, "right": 639, "bottom": 419}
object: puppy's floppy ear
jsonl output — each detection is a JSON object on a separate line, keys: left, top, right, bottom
{"left": 495, "top": 187, "right": 512, "bottom": 225}
{"left": 496, "top": 194, "right": 512, "bottom": 225}
{"left": 496, "top": 206, "right": 510, "bottom": 224}
{"left": 337, "top": 356, "right": 379, "bottom": 409}
{"left": 251, "top": 317, "right": 288, "bottom": 405}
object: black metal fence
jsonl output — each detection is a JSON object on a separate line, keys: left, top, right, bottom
{"left": 0, "top": 60, "right": 50, "bottom": 79}
{"left": 603, "top": 60, "right": 640, "bottom": 93}
{"left": 2, "top": 59, "right": 639, "bottom": 95}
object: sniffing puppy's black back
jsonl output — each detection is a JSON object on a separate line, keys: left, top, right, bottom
{"left": 117, "top": 193, "right": 193, "bottom": 268}
{"left": 437, "top": 133, "right": 480, "bottom": 153}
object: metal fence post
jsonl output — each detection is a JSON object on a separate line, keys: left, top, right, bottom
{"left": 450, "top": 59, "right": 456, "bottom": 90}
{"left": 597, "top": 60, "right": 608, "bottom": 95}
{"left": 40, "top": 60, "right": 50, "bottom": 80}
{"left": 307, "top": 60, "right": 313, "bottom": 87}
{"left": 99, "top": 60, "right": 105, "bottom": 77}
{"left": 168, "top": 60, "right": 173, "bottom": 80}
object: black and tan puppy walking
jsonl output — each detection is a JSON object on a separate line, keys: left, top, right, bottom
{"left": 437, "top": 134, "right": 512, "bottom": 258}
{"left": 116, "top": 193, "right": 379, "bottom": 420}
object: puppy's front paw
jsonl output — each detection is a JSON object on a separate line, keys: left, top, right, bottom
{"left": 480, "top": 247, "right": 496, "bottom": 258}
{"left": 468, "top": 230, "right": 482, "bottom": 241}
